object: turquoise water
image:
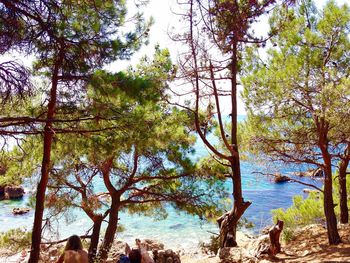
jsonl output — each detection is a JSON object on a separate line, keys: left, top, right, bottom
{"left": 0, "top": 116, "right": 323, "bottom": 250}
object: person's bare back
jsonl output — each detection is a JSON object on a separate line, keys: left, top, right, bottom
{"left": 57, "top": 249, "right": 88, "bottom": 263}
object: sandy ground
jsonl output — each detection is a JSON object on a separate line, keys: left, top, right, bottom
{"left": 1, "top": 224, "right": 350, "bottom": 262}
{"left": 181, "top": 224, "right": 350, "bottom": 263}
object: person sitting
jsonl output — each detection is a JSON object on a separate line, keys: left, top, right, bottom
{"left": 128, "top": 248, "right": 142, "bottom": 263}
{"left": 117, "top": 254, "right": 131, "bottom": 263}
{"left": 56, "top": 235, "right": 88, "bottom": 263}
{"left": 135, "top": 239, "right": 154, "bottom": 263}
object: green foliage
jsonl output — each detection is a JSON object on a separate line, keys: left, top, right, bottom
{"left": 199, "top": 235, "right": 220, "bottom": 255}
{"left": 272, "top": 193, "right": 324, "bottom": 242}
{"left": 333, "top": 174, "right": 350, "bottom": 215}
{"left": 272, "top": 172, "right": 350, "bottom": 242}
{"left": 0, "top": 228, "right": 32, "bottom": 252}
{"left": 281, "top": 228, "right": 295, "bottom": 243}
{"left": 238, "top": 217, "right": 255, "bottom": 229}
{"left": 242, "top": 0, "right": 350, "bottom": 164}
{"left": 272, "top": 193, "right": 324, "bottom": 228}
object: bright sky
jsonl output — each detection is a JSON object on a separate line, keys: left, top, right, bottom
{"left": 122, "top": 0, "right": 349, "bottom": 115}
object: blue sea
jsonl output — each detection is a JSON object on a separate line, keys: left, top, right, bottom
{"left": 0, "top": 116, "right": 323, "bottom": 250}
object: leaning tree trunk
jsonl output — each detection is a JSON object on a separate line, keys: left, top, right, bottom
{"left": 338, "top": 158, "right": 349, "bottom": 224}
{"left": 323, "top": 166, "right": 341, "bottom": 245}
{"left": 97, "top": 199, "right": 120, "bottom": 261}
{"left": 88, "top": 216, "right": 103, "bottom": 263}
{"left": 217, "top": 158, "right": 251, "bottom": 247}
{"left": 29, "top": 48, "right": 64, "bottom": 263}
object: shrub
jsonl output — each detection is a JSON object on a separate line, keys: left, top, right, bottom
{"left": 272, "top": 192, "right": 324, "bottom": 242}
{"left": 0, "top": 228, "right": 31, "bottom": 252}
{"left": 199, "top": 235, "right": 220, "bottom": 255}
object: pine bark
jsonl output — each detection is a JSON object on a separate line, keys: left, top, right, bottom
{"left": 216, "top": 39, "right": 252, "bottom": 248}
{"left": 97, "top": 200, "right": 120, "bottom": 260}
{"left": 28, "top": 47, "right": 64, "bottom": 263}
{"left": 317, "top": 118, "right": 341, "bottom": 245}
{"left": 338, "top": 158, "right": 349, "bottom": 224}
{"left": 88, "top": 217, "right": 103, "bottom": 263}
{"left": 323, "top": 165, "right": 341, "bottom": 245}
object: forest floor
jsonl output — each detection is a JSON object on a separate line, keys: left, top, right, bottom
{"left": 0, "top": 224, "right": 349, "bottom": 262}
{"left": 181, "top": 224, "right": 350, "bottom": 263}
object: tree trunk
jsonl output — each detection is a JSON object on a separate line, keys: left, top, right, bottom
{"left": 97, "top": 199, "right": 120, "bottom": 260}
{"left": 88, "top": 217, "right": 103, "bottom": 263}
{"left": 28, "top": 48, "right": 64, "bottom": 263}
{"left": 268, "top": 220, "right": 283, "bottom": 256}
{"left": 317, "top": 119, "right": 341, "bottom": 245}
{"left": 216, "top": 37, "right": 251, "bottom": 248}
{"left": 217, "top": 159, "right": 251, "bottom": 248}
{"left": 323, "top": 166, "right": 341, "bottom": 245}
{"left": 338, "top": 158, "right": 349, "bottom": 224}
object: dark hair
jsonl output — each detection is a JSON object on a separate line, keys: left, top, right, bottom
{"left": 65, "top": 235, "right": 83, "bottom": 251}
{"left": 128, "top": 248, "right": 141, "bottom": 263}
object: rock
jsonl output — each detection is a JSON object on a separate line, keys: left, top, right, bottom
{"left": 296, "top": 168, "right": 324, "bottom": 178}
{"left": 245, "top": 234, "right": 270, "bottom": 258}
{"left": 0, "top": 186, "right": 4, "bottom": 199}
{"left": 142, "top": 239, "right": 164, "bottom": 251}
{"left": 4, "top": 185, "right": 25, "bottom": 199}
{"left": 218, "top": 247, "right": 243, "bottom": 263}
{"left": 274, "top": 173, "right": 290, "bottom": 183}
{"left": 12, "top": 207, "right": 30, "bottom": 215}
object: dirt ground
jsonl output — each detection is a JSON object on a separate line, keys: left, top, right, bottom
{"left": 1, "top": 224, "right": 349, "bottom": 262}
{"left": 181, "top": 224, "right": 350, "bottom": 263}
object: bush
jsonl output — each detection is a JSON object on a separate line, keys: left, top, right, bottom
{"left": 0, "top": 228, "right": 31, "bottom": 252}
{"left": 272, "top": 192, "right": 324, "bottom": 242}
{"left": 199, "top": 235, "right": 220, "bottom": 255}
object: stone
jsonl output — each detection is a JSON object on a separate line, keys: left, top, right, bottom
{"left": 142, "top": 239, "right": 164, "bottom": 251}
{"left": 12, "top": 207, "right": 30, "bottom": 215}
{"left": 274, "top": 173, "right": 290, "bottom": 183}
{"left": 218, "top": 247, "right": 243, "bottom": 263}
{"left": 0, "top": 186, "right": 4, "bottom": 197}
{"left": 245, "top": 234, "right": 270, "bottom": 258}
{"left": 296, "top": 168, "right": 324, "bottom": 177}
{"left": 4, "top": 185, "right": 25, "bottom": 199}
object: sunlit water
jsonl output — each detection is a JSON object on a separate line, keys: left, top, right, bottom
{"left": 0, "top": 116, "right": 323, "bottom": 251}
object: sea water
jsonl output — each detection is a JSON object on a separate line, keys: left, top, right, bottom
{"left": 0, "top": 116, "right": 323, "bottom": 250}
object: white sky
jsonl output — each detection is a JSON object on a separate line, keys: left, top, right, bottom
{"left": 120, "top": 0, "right": 349, "bottom": 115}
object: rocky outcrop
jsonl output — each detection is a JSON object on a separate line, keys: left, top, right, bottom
{"left": 143, "top": 239, "right": 165, "bottom": 251}
{"left": 12, "top": 207, "right": 31, "bottom": 215}
{"left": 274, "top": 173, "right": 290, "bottom": 183}
{"left": 4, "top": 185, "right": 25, "bottom": 199}
{"left": 0, "top": 186, "right": 4, "bottom": 197}
{"left": 295, "top": 168, "right": 324, "bottom": 178}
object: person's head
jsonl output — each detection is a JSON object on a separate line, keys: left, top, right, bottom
{"left": 65, "top": 235, "right": 83, "bottom": 251}
{"left": 128, "top": 248, "right": 141, "bottom": 263}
